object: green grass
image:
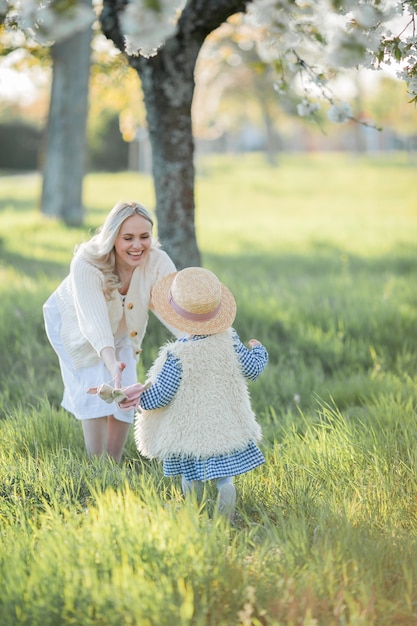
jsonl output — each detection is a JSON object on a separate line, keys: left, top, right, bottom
{"left": 0, "top": 152, "right": 416, "bottom": 624}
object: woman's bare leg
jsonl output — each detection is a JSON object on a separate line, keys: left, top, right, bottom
{"left": 106, "top": 415, "right": 131, "bottom": 462}
{"left": 82, "top": 415, "right": 130, "bottom": 462}
{"left": 82, "top": 417, "right": 108, "bottom": 458}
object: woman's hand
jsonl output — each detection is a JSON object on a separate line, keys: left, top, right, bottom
{"left": 107, "top": 361, "right": 126, "bottom": 388}
{"left": 101, "top": 347, "right": 126, "bottom": 388}
{"left": 117, "top": 381, "right": 151, "bottom": 410}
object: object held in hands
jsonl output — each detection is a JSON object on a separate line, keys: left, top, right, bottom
{"left": 86, "top": 381, "right": 151, "bottom": 409}
{"left": 86, "top": 383, "right": 128, "bottom": 404}
{"left": 117, "top": 381, "right": 152, "bottom": 410}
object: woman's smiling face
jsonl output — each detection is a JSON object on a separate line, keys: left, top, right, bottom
{"left": 114, "top": 213, "right": 152, "bottom": 272}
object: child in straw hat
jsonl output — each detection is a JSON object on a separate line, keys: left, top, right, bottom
{"left": 120, "top": 267, "right": 268, "bottom": 521}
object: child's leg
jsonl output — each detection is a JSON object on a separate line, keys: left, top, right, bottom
{"left": 181, "top": 475, "right": 203, "bottom": 496}
{"left": 216, "top": 476, "right": 236, "bottom": 521}
{"left": 216, "top": 476, "right": 234, "bottom": 489}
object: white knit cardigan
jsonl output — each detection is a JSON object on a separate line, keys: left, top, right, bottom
{"left": 53, "top": 248, "right": 177, "bottom": 369}
{"left": 135, "top": 329, "right": 263, "bottom": 460}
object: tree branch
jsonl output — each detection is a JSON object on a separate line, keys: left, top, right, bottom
{"left": 99, "top": 0, "right": 126, "bottom": 53}
{"left": 100, "top": 0, "right": 251, "bottom": 57}
{"left": 178, "top": 0, "right": 251, "bottom": 40}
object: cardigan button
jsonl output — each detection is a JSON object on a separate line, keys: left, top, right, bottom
{"left": 127, "top": 302, "right": 134, "bottom": 310}
{"left": 130, "top": 330, "right": 138, "bottom": 337}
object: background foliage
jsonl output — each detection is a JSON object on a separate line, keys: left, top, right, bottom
{"left": 0, "top": 153, "right": 416, "bottom": 624}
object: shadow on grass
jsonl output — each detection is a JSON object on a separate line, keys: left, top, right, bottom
{"left": 0, "top": 239, "right": 69, "bottom": 281}
{"left": 0, "top": 195, "right": 41, "bottom": 213}
{"left": 1, "top": 236, "right": 417, "bottom": 429}
{"left": 0, "top": 193, "right": 106, "bottom": 234}
{"left": 1, "top": 231, "right": 416, "bottom": 290}
{"left": 203, "top": 240, "right": 417, "bottom": 377}
{"left": 203, "top": 239, "right": 417, "bottom": 280}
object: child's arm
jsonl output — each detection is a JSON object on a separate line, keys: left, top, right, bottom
{"left": 140, "top": 353, "right": 182, "bottom": 410}
{"left": 232, "top": 330, "right": 268, "bottom": 381}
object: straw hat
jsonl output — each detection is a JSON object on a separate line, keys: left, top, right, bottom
{"left": 151, "top": 267, "right": 236, "bottom": 335}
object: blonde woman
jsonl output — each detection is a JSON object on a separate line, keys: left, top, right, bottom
{"left": 43, "top": 201, "right": 180, "bottom": 461}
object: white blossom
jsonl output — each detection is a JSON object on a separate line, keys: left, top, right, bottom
{"left": 255, "top": 39, "right": 281, "bottom": 63}
{"left": 352, "top": 4, "right": 382, "bottom": 28}
{"left": 3, "top": 0, "right": 417, "bottom": 117}
{"left": 406, "top": 75, "right": 417, "bottom": 97}
{"left": 297, "top": 99, "right": 321, "bottom": 116}
{"left": 245, "top": 0, "right": 284, "bottom": 29}
{"left": 328, "top": 30, "right": 369, "bottom": 68}
{"left": 327, "top": 101, "right": 353, "bottom": 123}
{"left": 17, "top": 0, "right": 95, "bottom": 45}
{"left": 273, "top": 80, "right": 287, "bottom": 95}
{"left": 120, "top": 0, "right": 184, "bottom": 58}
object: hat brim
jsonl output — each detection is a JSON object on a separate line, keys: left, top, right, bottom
{"left": 151, "top": 272, "right": 236, "bottom": 335}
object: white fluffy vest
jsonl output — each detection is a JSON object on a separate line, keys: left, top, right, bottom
{"left": 135, "top": 329, "right": 262, "bottom": 460}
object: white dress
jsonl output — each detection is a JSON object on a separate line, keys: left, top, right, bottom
{"left": 43, "top": 292, "right": 137, "bottom": 423}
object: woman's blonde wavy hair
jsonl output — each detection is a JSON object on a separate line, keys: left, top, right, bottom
{"left": 75, "top": 201, "right": 160, "bottom": 299}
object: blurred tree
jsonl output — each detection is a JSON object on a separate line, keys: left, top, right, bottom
{"left": 0, "top": 0, "right": 94, "bottom": 226}
{"left": 2, "top": 0, "right": 416, "bottom": 263}
{"left": 1, "top": 1, "right": 252, "bottom": 264}
{"left": 193, "top": 16, "right": 284, "bottom": 165}
{"left": 100, "top": 0, "right": 252, "bottom": 268}
{"left": 40, "top": 15, "right": 92, "bottom": 225}
{"left": 87, "top": 40, "right": 145, "bottom": 170}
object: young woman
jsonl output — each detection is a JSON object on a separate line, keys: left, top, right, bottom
{"left": 43, "top": 201, "right": 180, "bottom": 462}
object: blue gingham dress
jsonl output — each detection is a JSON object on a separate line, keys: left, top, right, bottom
{"left": 140, "top": 332, "right": 268, "bottom": 481}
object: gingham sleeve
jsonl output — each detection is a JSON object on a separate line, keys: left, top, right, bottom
{"left": 232, "top": 329, "right": 268, "bottom": 381}
{"left": 140, "top": 353, "right": 182, "bottom": 409}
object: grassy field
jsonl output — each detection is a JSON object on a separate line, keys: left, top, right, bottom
{"left": 0, "top": 152, "right": 416, "bottom": 625}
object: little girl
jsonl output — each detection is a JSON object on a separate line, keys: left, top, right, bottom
{"left": 122, "top": 267, "right": 268, "bottom": 521}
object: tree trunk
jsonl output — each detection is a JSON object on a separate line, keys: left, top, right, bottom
{"left": 100, "top": 0, "right": 250, "bottom": 269}
{"left": 40, "top": 10, "right": 92, "bottom": 226}
{"left": 131, "top": 40, "right": 202, "bottom": 269}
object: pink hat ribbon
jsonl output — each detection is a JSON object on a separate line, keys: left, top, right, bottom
{"left": 168, "top": 291, "right": 220, "bottom": 322}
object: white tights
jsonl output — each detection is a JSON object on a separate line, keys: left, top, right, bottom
{"left": 181, "top": 474, "right": 234, "bottom": 495}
